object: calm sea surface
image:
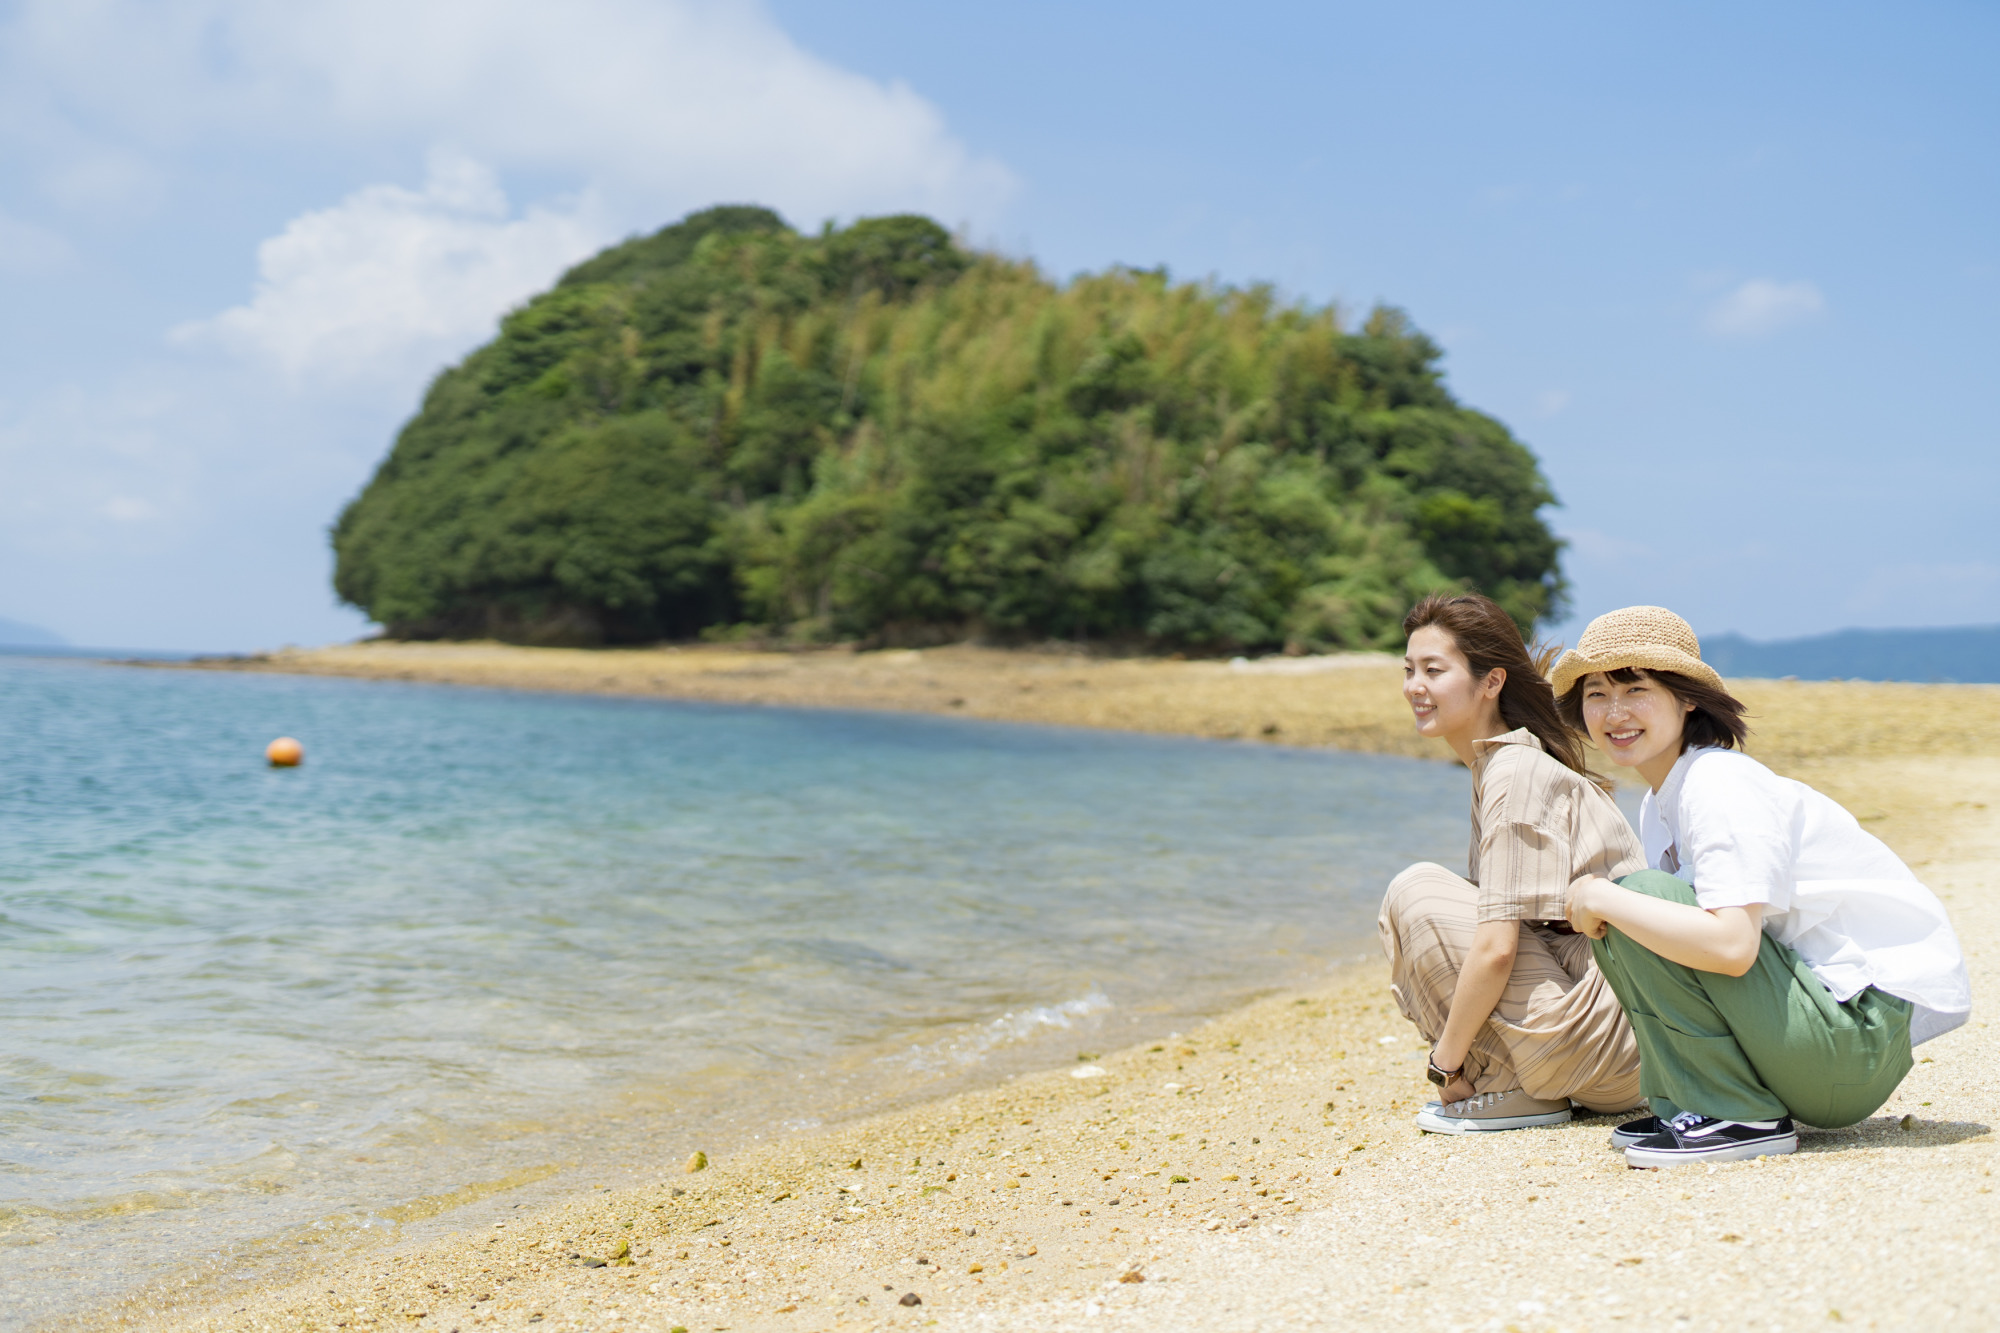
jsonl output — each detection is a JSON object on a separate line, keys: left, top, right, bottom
{"left": 0, "top": 656, "right": 1470, "bottom": 1325}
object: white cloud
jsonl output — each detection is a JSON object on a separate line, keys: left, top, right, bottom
{"left": 1, "top": 0, "right": 1014, "bottom": 229}
{"left": 0, "top": 0, "right": 1017, "bottom": 650}
{"left": 0, "top": 376, "right": 191, "bottom": 536}
{"left": 19, "top": 1, "right": 1015, "bottom": 385}
{"left": 0, "top": 356, "right": 395, "bottom": 647}
{"left": 1704, "top": 277, "right": 1826, "bottom": 338}
{"left": 0, "top": 208, "right": 74, "bottom": 275}
{"left": 41, "top": 149, "right": 166, "bottom": 216}
{"left": 172, "top": 152, "right": 604, "bottom": 383}
{"left": 101, "top": 495, "right": 156, "bottom": 522}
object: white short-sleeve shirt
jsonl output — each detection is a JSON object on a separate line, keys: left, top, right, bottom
{"left": 1640, "top": 747, "right": 1972, "bottom": 1046}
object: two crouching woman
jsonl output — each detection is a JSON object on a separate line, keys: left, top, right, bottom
{"left": 1378, "top": 597, "right": 1972, "bottom": 1167}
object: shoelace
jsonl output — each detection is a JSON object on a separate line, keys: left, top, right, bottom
{"left": 1666, "top": 1110, "right": 1708, "bottom": 1132}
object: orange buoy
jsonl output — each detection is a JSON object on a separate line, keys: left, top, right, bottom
{"left": 266, "top": 737, "right": 304, "bottom": 767}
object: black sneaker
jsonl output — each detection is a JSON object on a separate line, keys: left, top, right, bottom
{"left": 1623, "top": 1112, "right": 1798, "bottom": 1168}
{"left": 1609, "top": 1115, "right": 1664, "bottom": 1149}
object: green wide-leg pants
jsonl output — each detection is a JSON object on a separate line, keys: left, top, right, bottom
{"left": 1589, "top": 870, "right": 1913, "bottom": 1127}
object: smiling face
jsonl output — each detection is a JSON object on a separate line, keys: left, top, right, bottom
{"left": 1403, "top": 624, "right": 1506, "bottom": 756}
{"left": 1578, "top": 668, "right": 1695, "bottom": 789}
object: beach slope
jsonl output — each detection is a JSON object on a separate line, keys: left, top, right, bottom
{"left": 111, "top": 645, "right": 2000, "bottom": 1332}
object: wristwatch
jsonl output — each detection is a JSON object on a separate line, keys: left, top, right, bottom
{"left": 1426, "top": 1053, "right": 1463, "bottom": 1087}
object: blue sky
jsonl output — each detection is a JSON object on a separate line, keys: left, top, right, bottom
{"left": 1, "top": 0, "right": 1994, "bottom": 651}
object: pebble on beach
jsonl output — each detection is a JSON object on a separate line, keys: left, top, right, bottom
{"left": 683, "top": 1151, "right": 708, "bottom": 1172}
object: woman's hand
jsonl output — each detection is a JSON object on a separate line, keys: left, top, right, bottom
{"left": 1567, "top": 873, "right": 1767, "bottom": 975}
{"left": 1567, "top": 874, "right": 1614, "bottom": 939}
{"left": 1427, "top": 1051, "right": 1477, "bottom": 1104}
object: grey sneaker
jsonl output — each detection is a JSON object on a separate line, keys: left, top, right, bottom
{"left": 1415, "top": 1088, "right": 1573, "bottom": 1134}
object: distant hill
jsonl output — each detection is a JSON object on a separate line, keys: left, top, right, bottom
{"left": 332, "top": 206, "right": 1566, "bottom": 652}
{"left": 1704, "top": 625, "right": 2000, "bottom": 683}
{"left": 0, "top": 616, "right": 66, "bottom": 647}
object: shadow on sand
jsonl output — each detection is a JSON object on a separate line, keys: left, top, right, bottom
{"left": 1800, "top": 1113, "right": 1989, "bottom": 1152}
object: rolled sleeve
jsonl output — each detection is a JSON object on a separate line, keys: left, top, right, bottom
{"left": 1476, "top": 819, "right": 1573, "bottom": 922}
{"left": 1679, "top": 760, "right": 1796, "bottom": 912}
{"left": 1471, "top": 747, "right": 1576, "bottom": 922}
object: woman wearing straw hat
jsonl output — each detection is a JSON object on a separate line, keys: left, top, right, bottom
{"left": 1379, "top": 593, "right": 1648, "bottom": 1135}
{"left": 1552, "top": 606, "right": 1971, "bottom": 1168}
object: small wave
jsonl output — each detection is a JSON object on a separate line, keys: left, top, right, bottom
{"left": 896, "top": 987, "right": 1113, "bottom": 1073}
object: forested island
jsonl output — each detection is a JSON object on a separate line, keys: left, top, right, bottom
{"left": 332, "top": 207, "right": 1565, "bottom": 651}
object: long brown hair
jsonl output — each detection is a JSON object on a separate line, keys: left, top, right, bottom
{"left": 1403, "top": 593, "right": 1598, "bottom": 784}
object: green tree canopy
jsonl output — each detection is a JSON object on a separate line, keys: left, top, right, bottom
{"left": 332, "top": 206, "right": 1566, "bottom": 650}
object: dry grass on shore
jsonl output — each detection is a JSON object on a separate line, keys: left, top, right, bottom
{"left": 181, "top": 640, "right": 1429, "bottom": 755}
{"left": 179, "top": 638, "right": 2000, "bottom": 773}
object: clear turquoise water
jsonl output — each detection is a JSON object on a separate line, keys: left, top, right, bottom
{"left": 0, "top": 657, "right": 1467, "bottom": 1325}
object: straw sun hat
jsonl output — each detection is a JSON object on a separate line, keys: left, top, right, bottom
{"left": 1548, "top": 605, "right": 1727, "bottom": 697}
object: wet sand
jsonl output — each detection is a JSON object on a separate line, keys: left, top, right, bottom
{"left": 102, "top": 644, "right": 2000, "bottom": 1332}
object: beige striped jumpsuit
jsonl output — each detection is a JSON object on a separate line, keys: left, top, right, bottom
{"left": 1377, "top": 729, "right": 1645, "bottom": 1112}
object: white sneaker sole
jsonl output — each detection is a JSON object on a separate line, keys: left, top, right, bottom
{"left": 1414, "top": 1104, "right": 1573, "bottom": 1134}
{"left": 1624, "top": 1132, "right": 1798, "bottom": 1168}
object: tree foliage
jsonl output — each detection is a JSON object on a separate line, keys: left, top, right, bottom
{"left": 332, "top": 206, "right": 1566, "bottom": 649}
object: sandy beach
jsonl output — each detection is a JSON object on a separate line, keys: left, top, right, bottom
{"left": 95, "top": 643, "right": 2000, "bottom": 1332}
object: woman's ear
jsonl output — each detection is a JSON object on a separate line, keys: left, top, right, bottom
{"left": 1483, "top": 667, "right": 1507, "bottom": 699}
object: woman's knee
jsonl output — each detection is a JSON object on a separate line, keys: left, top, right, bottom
{"left": 1388, "top": 860, "right": 1454, "bottom": 889}
{"left": 1615, "top": 868, "right": 1699, "bottom": 907}
{"left": 1381, "top": 862, "right": 1471, "bottom": 933}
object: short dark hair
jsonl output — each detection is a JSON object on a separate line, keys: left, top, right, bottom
{"left": 1558, "top": 666, "right": 1750, "bottom": 753}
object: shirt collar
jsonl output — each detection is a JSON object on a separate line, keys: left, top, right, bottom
{"left": 1470, "top": 727, "right": 1544, "bottom": 755}
{"left": 1653, "top": 745, "right": 1714, "bottom": 818}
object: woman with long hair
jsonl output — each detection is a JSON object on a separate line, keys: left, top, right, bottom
{"left": 1378, "top": 593, "right": 1647, "bottom": 1133}
{"left": 1553, "top": 606, "right": 1970, "bottom": 1166}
